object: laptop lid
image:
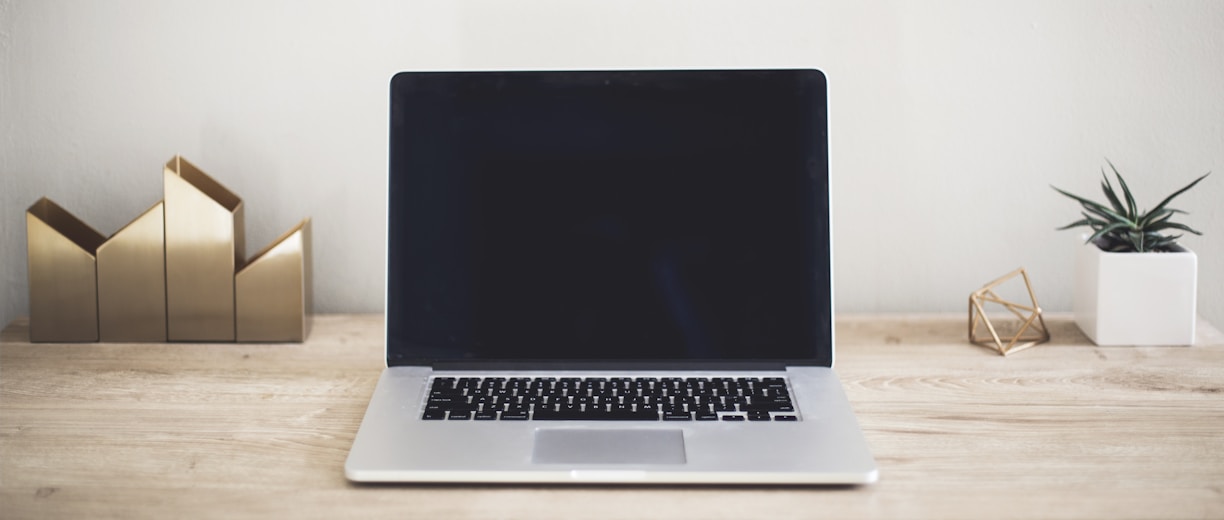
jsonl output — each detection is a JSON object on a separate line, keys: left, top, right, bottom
{"left": 385, "top": 69, "right": 832, "bottom": 371}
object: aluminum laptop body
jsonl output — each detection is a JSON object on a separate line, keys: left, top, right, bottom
{"left": 345, "top": 69, "right": 878, "bottom": 484}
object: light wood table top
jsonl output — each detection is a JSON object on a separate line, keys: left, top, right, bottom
{"left": 3, "top": 314, "right": 1223, "bottom": 519}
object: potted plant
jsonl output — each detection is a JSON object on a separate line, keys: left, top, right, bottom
{"left": 1052, "top": 161, "right": 1210, "bottom": 346}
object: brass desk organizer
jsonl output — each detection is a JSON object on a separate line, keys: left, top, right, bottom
{"left": 968, "top": 267, "right": 1050, "bottom": 356}
{"left": 236, "top": 219, "right": 312, "bottom": 342}
{"left": 26, "top": 156, "right": 311, "bottom": 343}
{"left": 26, "top": 198, "right": 106, "bottom": 342}
{"left": 98, "top": 201, "right": 167, "bottom": 342}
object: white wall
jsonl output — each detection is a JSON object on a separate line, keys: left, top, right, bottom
{"left": 3, "top": 1, "right": 1222, "bottom": 335}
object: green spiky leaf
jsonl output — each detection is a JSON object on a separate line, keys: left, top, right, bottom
{"left": 1100, "top": 173, "right": 1127, "bottom": 215}
{"left": 1106, "top": 159, "right": 1138, "bottom": 219}
{"left": 1149, "top": 172, "right": 1210, "bottom": 216}
{"left": 1086, "top": 221, "right": 1133, "bottom": 245}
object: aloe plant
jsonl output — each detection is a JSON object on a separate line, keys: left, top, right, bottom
{"left": 1052, "top": 160, "right": 1209, "bottom": 253}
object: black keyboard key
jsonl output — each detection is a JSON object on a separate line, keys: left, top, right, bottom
{"left": 740, "top": 402, "right": 794, "bottom": 413}
{"left": 663, "top": 412, "right": 693, "bottom": 421}
{"left": 721, "top": 415, "right": 746, "bottom": 421}
{"left": 447, "top": 410, "right": 472, "bottom": 420}
{"left": 427, "top": 395, "right": 467, "bottom": 406}
{"left": 422, "top": 409, "right": 447, "bottom": 420}
{"left": 437, "top": 403, "right": 478, "bottom": 414}
{"left": 747, "top": 411, "right": 772, "bottom": 421}
{"left": 533, "top": 407, "right": 659, "bottom": 421}
{"left": 774, "top": 415, "right": 799, "bottom": 421}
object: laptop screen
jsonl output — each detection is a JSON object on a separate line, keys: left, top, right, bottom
{"left": 386, "top": 69, "right": 831, "bottom": 368}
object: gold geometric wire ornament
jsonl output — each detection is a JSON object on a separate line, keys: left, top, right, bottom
{"left": 969, "top": 267, "right": 1050, "bottom": 356}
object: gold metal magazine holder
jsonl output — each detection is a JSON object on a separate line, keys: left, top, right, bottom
{"left": 968, "top": 268, "right": 1050, "bottom": 356}
{"left": 26, "top": 156, "right": 311, "bottom": 343}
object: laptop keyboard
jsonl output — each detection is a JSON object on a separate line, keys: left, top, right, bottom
{"left": 423, "top": 376, "right": 798, "bottom": 422}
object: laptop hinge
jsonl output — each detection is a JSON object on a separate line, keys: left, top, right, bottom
{"left": 419, "top": 360, "right": 808, "bottom": 371}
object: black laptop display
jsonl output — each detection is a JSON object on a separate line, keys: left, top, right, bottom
{"left": 386, "top": 70, "right": 831, "bottom": 367}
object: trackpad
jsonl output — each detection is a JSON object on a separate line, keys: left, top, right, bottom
{"left": 532, "top": 429, "right": 687, "bottom": 465}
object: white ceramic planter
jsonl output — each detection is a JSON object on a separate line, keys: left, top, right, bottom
{"left": 1073, "top": 239, "right": 1197, "bottom": 346}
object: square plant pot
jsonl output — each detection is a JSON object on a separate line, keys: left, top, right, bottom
{"left": 1073, "top": 239, "right": 1197, "bottom": 346}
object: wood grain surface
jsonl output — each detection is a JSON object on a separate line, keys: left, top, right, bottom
{"left": 2, "top": 314, "right": 1222, "bottom": 519}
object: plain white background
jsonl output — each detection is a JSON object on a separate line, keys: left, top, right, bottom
{"left": 2, "top": 0, "right": 1222, "bottom": 337}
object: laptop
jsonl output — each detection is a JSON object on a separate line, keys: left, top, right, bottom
{"left": 345, "top": 69, "right": 878, "bottom": 484}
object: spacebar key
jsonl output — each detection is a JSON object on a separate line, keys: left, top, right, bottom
{"left": 533, "top": 409, "right": 659, "bottom": 421}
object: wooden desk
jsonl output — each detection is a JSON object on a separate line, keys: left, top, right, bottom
{"left": 3, "top": 314, "right": 1223, "bottom": 519}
